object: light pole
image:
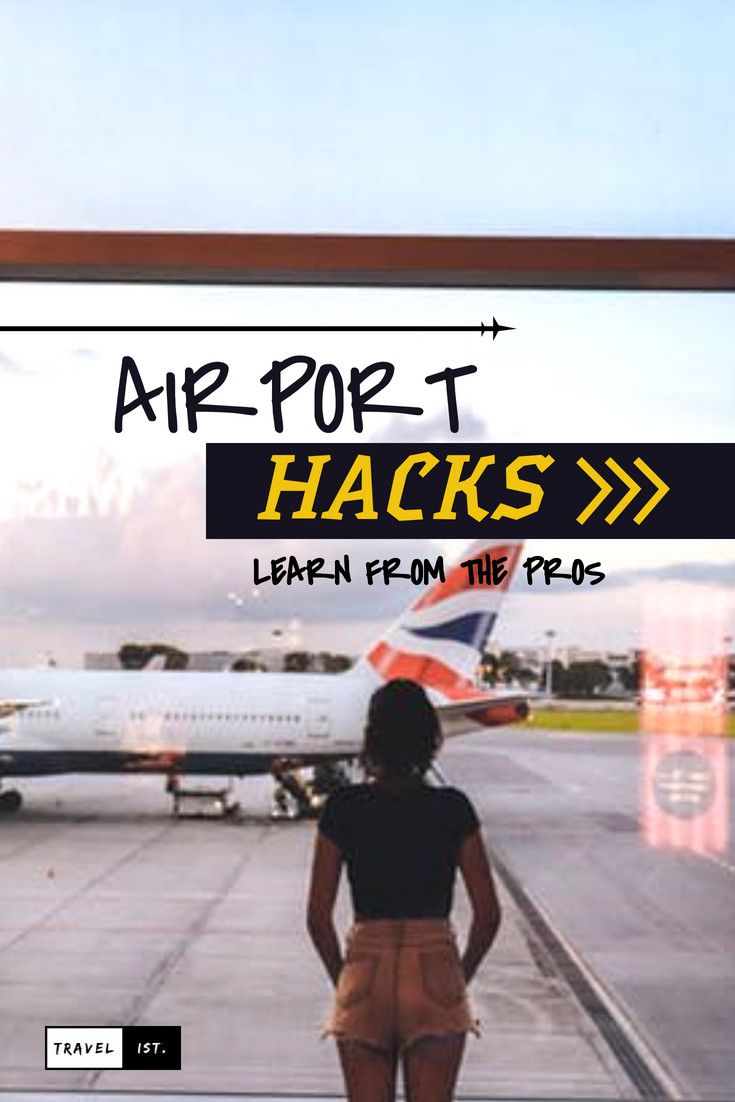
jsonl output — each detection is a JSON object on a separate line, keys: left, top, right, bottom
{"left": 544, "top": 629, "right": 556, "bottom": 700}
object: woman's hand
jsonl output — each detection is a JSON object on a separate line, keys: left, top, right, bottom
{"left": 458, "top": 828, "right": 501, "bottom": 984}
{"left": 306, "top": 831, "right": 344, "bottom": 985}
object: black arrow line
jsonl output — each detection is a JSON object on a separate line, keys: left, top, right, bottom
{"left": 0, "top": 317, "right": 514, "bottom": 337}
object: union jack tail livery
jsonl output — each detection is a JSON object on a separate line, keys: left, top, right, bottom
{"left": 356, "top": 541, "right": 528, "bottom": 728}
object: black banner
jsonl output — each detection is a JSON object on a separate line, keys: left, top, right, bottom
{"left": 206, "top": 443, "right": 730, "bottom": 539}
{"left": 122, "top": 1026, "right": 181, "bottom": 1070}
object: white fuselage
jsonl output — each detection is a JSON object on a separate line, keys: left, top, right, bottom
{"left": 0, "top": 667, "right": 377, "bottom": 776}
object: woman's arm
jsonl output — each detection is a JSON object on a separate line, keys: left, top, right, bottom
{"left": 306, "top": 831, "right": 344, "bottom": 985}
{"left": 458, "top": 827, "right": 501, "bottom": 983}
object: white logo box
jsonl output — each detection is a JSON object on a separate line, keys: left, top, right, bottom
{"left": 46, "top": 1027, "right": 123, "bottom": 1069}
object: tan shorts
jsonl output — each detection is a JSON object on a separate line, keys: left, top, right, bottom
{"left": 323, "top": 918, "right": 479, "bottom": 1054}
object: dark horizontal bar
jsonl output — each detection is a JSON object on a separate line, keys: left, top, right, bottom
{"left": 0, "top": 230, "right": 733, "bottom": 289}
{"left": 206, "top": 442, "right": 731, "bottom": 539}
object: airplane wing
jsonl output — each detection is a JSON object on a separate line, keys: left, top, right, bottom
{"left": 435, "top": 692, "right": 529, "bottom": 729}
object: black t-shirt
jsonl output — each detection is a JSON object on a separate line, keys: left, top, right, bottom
{"left": 318, "top": 781, "right": 480, "bottom": 919}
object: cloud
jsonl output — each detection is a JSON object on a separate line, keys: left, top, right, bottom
{"left": 590, "top": 560, "right": 735, "bottom": 591}
{"left": 0, "top": 457, "right": 442, "bottom": 629}
{"left": 0, "top": 454, "right": 731, "bottom": 666}
{"left": 368, "top": 407, "right": 489, "bottom": 445}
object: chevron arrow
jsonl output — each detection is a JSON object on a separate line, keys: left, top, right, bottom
{"left": 576, "top": 456, "right": 670, "bottom": 525}
{"left": 631, "top": 457, "right": 670, "bottom": 523}
{"left": 604, "top": 458, "right": 640, "bottom": 524}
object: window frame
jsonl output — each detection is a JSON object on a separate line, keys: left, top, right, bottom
{"left": 0, "top": 230, "right": 733, "bottom": 289}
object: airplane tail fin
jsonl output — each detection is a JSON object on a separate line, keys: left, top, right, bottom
{"left": 354, "top": 540, "right": 524, "bottom": 702}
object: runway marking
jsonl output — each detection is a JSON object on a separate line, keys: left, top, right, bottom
{"left": 489, "top": 843, "right": 684, "bottom": 1101}
{"left": 83, "top": 823, "right": 271, "bottom": 1088}
{"left": 0, "top": 819, "right": 176, "bottom": 958}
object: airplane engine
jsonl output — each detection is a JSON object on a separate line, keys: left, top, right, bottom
{"left": 0, "top": 787, "right": 23, "bottom": 813}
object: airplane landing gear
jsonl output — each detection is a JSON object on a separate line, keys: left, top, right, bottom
{"left": 312, "top": 761, "right": 353, "bottom": 797}
{"left": 270, "top": 784, "right": 303, "bottom": 821}
{"left": 0, "top": 787, "right": 23, "bottom": 814}
{"left": 270, "top": 761, "right": 323, "bottom": 820}
{"left": 270, "top": 760, "right": 355, "bottom": 820}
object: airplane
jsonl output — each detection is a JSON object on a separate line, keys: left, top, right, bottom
{"left": 0, "top": 540, "right": 529, "bottom": 818}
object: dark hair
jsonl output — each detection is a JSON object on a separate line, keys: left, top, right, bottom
{"left": 361, "top": 679, "right": 443, "bottom": 778}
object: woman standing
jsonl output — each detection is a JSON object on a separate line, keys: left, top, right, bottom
{"left": 307, "top": 678, "right": 501, "bottom": 1102}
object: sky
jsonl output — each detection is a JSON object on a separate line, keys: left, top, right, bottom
{"left": 0, "top": 0, "right": 734, "bottom": 236}
{"left": 0, "top": 282, "right": 733, "bottom": 666}
{"left": 0, "top": 3, "right": 733, "bottom": 665}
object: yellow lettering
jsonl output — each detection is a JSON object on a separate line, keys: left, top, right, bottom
{"left": 257, "top": 454, "right": 331, "bottom": 520}
{"left": 491, "top": 454, "right": 555, "bottom": 520}
{"left": 433, "top": 455, "right": 495, "bottom": 521}
{"left": 386, "top": 451, "right": 439, "bottom": 521}
{"left": 321, "top": 454, "right": 378, "bottom": 520}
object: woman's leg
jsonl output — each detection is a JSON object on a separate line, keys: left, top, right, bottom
{"left": 337, "top": 1039, "right": 398, "bottom": 1102}
{"left": 402, "top": 1033, "right": 466, "bottom": 1102}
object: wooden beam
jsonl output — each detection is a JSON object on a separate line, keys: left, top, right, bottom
{"left": 0, "top": 230, "right": 733, "bottom": 289}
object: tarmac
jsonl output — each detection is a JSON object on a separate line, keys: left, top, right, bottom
{"left": 0, "top": 753, "right": 643, "bottom": 1100}
{"left": 455, "top": 727, "right": 735, "bottom": 1102}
